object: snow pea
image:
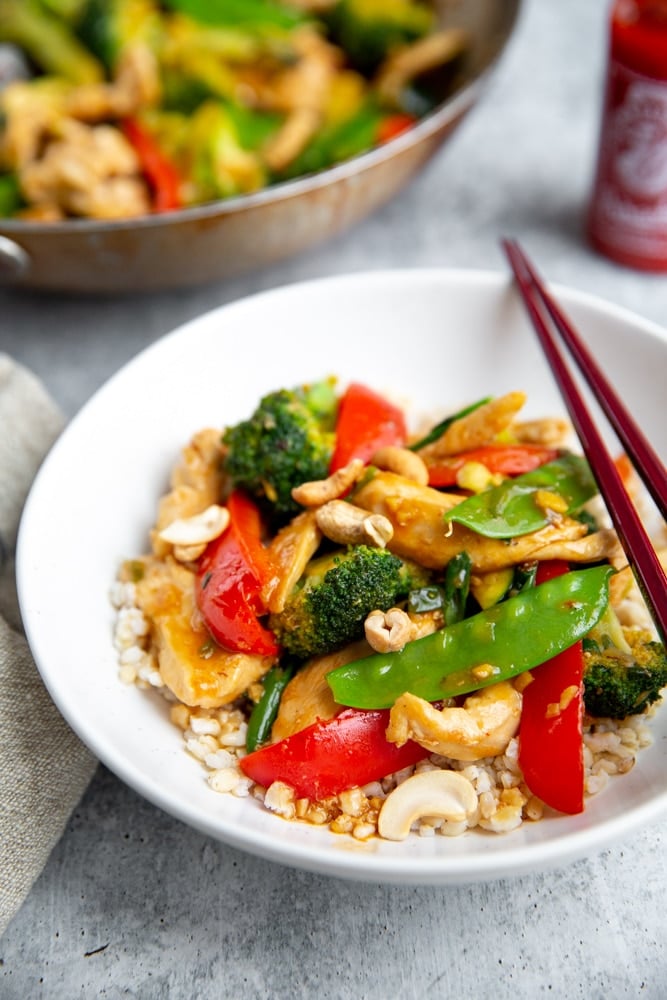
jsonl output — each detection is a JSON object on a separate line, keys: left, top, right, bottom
{"left": 443, "top": 453, "right": 597, "bottom": 539}
{"left": 327, "top": 565, "right": 613, "bottom": 709}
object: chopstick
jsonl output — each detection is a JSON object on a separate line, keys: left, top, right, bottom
{"left": 501, "top": 237, "right": 667, "bottom": 642}
{"left": 505, "top": 240, "right": 667, "bottom": 521}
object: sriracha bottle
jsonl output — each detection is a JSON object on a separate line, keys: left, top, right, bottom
{"left": 587, "top": 0, "right": 667, "bottom": 271}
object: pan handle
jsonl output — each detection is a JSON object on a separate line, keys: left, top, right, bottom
{"left": 0, "top": 235, "right": 30, "bottom": 284}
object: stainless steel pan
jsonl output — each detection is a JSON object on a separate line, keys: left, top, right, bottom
{"left": 0, "top": 0, "right": 520, "bottom": 293}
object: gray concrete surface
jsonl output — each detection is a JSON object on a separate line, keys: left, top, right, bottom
{"left": 1, "top": 0, "right": 666, "bottom": 996}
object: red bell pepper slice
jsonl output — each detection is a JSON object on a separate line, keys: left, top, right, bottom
{"left": 239, "top": 707, "right": 429, "bottom": 800}
{"left": 122, "top": 117, "right": 183, "bottom": 212}
{"left": 426, "top": 445, "right": 559, "bottom": 488}
{"left": 226, "top": 489, "right": 278, "bottom": 592}
{"left": 376, "top": 113, "right": 416, "bottom": 144}
{"left": 518, "top": 560, "right": 585, "bottom": 815}
{"left": 196, "top": 490, "right": 280, "bottom": 656}
{"left": 329, "top": 382, "right": 407, "bottom": 473}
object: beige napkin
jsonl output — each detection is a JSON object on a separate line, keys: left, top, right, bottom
{"left": 0, "top": 355, "right": 97, "bottom": 938}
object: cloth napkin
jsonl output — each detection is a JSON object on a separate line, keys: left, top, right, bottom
{"left": 0, "top": 355, "right": 97, "bottom": 938}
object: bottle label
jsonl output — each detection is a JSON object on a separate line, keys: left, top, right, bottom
{"left": 589, "top": 61, "right": 667, "bottom": 265}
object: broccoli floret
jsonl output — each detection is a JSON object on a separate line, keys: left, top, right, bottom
{"left": 583, "top": 618, "right": 667, "bottom": 720}
{"left": 269, "top": 544, "right": 430, "bottom": 658}
{"left": 223, "top": 380, "right": 337, "bottom": 517}
{"left": 182, "top": 100, "right": 268, "bottom": 200}
{"left": 325, "top": 0, "right": 435, "bottom": 76}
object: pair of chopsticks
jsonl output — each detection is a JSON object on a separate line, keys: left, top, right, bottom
{"left": 502, "top": 238, "right": 667, "bottom": 643}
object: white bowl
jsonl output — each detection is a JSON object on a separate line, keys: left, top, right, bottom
{"left": 17, "top": 269, "right": 667, "bottom": 884}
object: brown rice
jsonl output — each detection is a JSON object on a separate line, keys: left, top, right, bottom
{"left": 110, "top": 577, "right": 656, "bottom": 841}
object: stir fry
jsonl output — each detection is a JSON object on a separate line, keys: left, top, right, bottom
{"left": 111, "top": 379, "right": 667, "bottom": 841}
{"left": 0, "top": 0, "right": 468, "bottom": 221}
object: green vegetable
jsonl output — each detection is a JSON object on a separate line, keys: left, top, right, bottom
{"left": 225, "top": 102, "right": 283, "bottom": 151}
{"left": 158, "top": 11, "right": 288, "bottom": 109}
{"left": 325, "top": 0, "right": 435, "bottom": 75}
{"left": 469, "top": 562, "right": 541, "bottom": 611}
{"left": 0, "top": 174, "right": 23, "bottom": 217}
{"left": 162, "top": 0, "right": 307, "bottom": 32}
{"left": 327, "top": 565, "right": 614, "bottom": 708}
{"left": 408, "top": 584, "right": 445, "bottom": 614}
{"left": 441, "top": 551, "right": 471, "bottom": 625}
{"left": 0, "top": 0, "right": 104, "bottom": 82}
{"left": 269, "top": 545, "right": 430, "bottom": 659}
{"left": 185, "top": 101, "right": 267, "bottom": 200}
{"left": 223, "top": 380, "right": 337, "bottom": 516}
{"left": 161, "top": 72, "right": 213, "bottom": 114}
{"left": 276, "top": 100, "right": 385, "bottom": 180}
{"left": 77, "top": 0, "right": 162, "bottom": 70}
{"left": 583, "top": 608, "right": 667, "bottom": 719}
{"left": 408, "top": 397, "right": 491, "bottom": 452}
{"left": 509, "top": 562, "right": 538, "bottom": 594}
{"left": 409, "top": 553, "right": 471, "bottom": 621}
{"left": 443, "top": 454, "right": 598, "bottom": 539}
{"left": 40, "top": 0, "right": 87, "bottom": 21}
{"left": 469, "top": 566, "right": 514, "bottom": 610}
{"left": 246, "top": 663, "right": 295, "bottom": 752}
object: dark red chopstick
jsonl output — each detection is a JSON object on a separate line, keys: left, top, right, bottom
{"left": 504, "top": 239, "right": 667, "bottom": 521}
{"left": 502, "top": 237, "right": 666, "bottom": 642}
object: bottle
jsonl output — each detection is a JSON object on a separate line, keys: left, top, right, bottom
{"left": 587, "top": 0, "right": 667, "bottom": 271}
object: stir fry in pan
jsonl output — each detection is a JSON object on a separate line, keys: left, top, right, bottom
{"left": 0, "top": 0, "right": 468, "bottom": 220}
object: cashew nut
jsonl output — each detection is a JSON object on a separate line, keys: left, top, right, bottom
{"left": 364, "top": 608, "right": 415, "bottom": 653}
{"left": 158, "top": 504, "right": 229, "bottom": 562}
{"left": 315, "top": 499, "right": 393, "bottom": 547}
{"left": 386, "top": 681, "right": 522, "bottom": 762}
{"left": 371, "top": 446, "right": 429, "bottom": 486}
{"left": 378, "top": 770, "right": 478, "bottom": 841}
{"left": 291, "top": 459, "right": 365, "bottom": 507}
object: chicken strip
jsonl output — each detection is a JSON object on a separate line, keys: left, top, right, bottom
{"left": 354, "top": 471, "right": 590, "bottom": 572}
{"left": 134, "top": 557, "right": 273, "bottom": 708}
